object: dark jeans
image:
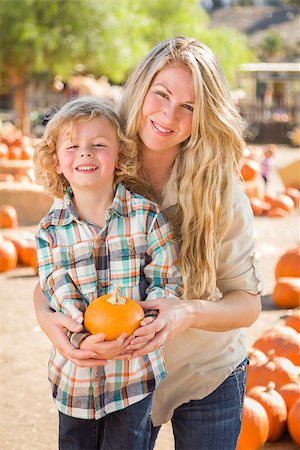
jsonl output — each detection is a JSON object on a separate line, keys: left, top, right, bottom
{"left": 58, "top": 393, "right": 153, "bottom": 450}
{"left": 150, "top": 358, "right": 247, "bottom": 450}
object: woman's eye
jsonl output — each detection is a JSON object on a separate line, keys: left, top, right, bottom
{"left": 183, "top": 104, "right": 194, "bottom": 112}
{"left": 155, "top": 91, "right": 168, "bottom": 99}
{"left": 93, "top": 143, "right": 105, "bottom": 148}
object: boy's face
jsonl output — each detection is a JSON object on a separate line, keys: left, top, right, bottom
{"left": 56, "top": 116, "right": 119, "bottom": 192}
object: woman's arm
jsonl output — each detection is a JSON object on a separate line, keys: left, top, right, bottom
{"left": 33, "top": 283, "right": 108, "bottom": 367}
{"left": 128, "top": 290, "right": 261, "bottom": 356}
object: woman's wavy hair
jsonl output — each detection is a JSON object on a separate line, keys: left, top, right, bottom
{"left": 34, "top": 96, "right": 136, "bottom": 198}
{"left": 119, "top": 37, "right": 245, "bottom": 300}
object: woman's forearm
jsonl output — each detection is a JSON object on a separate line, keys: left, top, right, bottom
{"left": 190, "top": 290, "right": 261, "bottom": 332}
{"left": 33, "top": 282, "right": 52, "bottom": 323}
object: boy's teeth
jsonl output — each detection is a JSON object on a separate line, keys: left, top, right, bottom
{"left": 77, "top": 165, "right": 98, "bottom": 171}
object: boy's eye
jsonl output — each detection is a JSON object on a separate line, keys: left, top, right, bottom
{"left": 66, "top": 145, "right": 78, "bottom": 150}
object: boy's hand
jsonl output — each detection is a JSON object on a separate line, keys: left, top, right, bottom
{"left": 80, "top": 332, "right": 134, "bottom": 360}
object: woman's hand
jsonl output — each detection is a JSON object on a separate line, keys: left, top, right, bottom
{"left": 80, "top": 333, "right": 134, "bottom": 360}
{"left": 33, "top": 283, "right": 108, "bottom": 367}
{"left": 127, "top": 298, "right": 195, "bottom": 358}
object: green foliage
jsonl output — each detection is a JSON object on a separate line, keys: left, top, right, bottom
{"left": 259, "top": 29, "right": 286, "bottom": 59}
{"left": 0, "top": 0, "right": 254, "bottom": 85}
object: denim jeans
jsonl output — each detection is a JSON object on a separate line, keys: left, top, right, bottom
{"left": 58, "top": 393, "right": 153, "bottom": 450}
{"left": 149, "top": 358, "right": 247, "bottom": 450}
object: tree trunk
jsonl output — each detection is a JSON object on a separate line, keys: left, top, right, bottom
{"left": 11, "top": 74, "right": 30, "bottom": 136}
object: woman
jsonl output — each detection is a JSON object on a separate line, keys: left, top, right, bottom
{"left": 34, "top": 37, "right": 262, "bottom": 450}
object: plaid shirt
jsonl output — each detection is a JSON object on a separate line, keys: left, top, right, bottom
{"left": 36, "top": 183, "right": 182, "bottom": 420}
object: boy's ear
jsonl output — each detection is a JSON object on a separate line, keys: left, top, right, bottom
{"left": 55, "top": 161, "right": 63, "bottom": 174}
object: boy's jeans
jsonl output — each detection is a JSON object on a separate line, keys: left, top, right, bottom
{"left": 150, "top": 358, "right": 248, "bottom": 450}
{"left": 58, "top": 393, "right": 153, "bottom": 450}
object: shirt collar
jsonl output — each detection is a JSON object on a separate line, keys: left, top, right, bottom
{"left": 47, "top": 188, "right": 80, "bottom": 227}
{"left": 49, "top": 184, "right": 134, "bottom": 227}
{"left": 109, "top": 183, "right": 133, "bottom": 217}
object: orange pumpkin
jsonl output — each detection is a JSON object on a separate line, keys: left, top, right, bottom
{"left": 278, "top": 382, "right": 300, "bottom": 412}
{"left": 240, "top": 159, "right": 260, "bottom": 182}
{"left": 246, "top": 350, "right": 298, "bottom": 391}
{"left": 248, "top": 347, "right": 268, "bottom": 367}
{"left": 8, "top": 146, "right": 22, "bottom": 160}
{"left": 14, "top": 173, "right": 31, "bottom": 183}
{"left": 0, "top": 173, "right": 14, "bottom": 182}
{"left": 0, "top": 238, "right": 18, "bottom": 272}
{"left": 253, "top": 326, "right": 300, "bottom": 366}
{"left": 285, "top": 309, "right": 300, "bottom": 332}
{"left": 236, "top": 396, "right": 269, "bottom": 450}
{"left": 249, "top": 197, "right": 271, "bottom": 216}
{"left": 247, "top": 382, "right": 287, "bottom": 442}
{"left": 0, "top": 142, "right": 9, "bottom": 159}
{"left": 84, "top": 286, "right": 144, "bottom": 341}
{"left": 267, "top": 207, "right": 289, "bottom": 218}
{"left": 273, "top": 277, "right": 300, "bottom": 309}
{"left": 0, "top": 204, "right": 18, "bottom": 228}
{"left": 284, "top": 187, "right": 300, "bottom": 208}
{"left": 4, "top": 234, "right": 27, "bottom": 263}
{"left": 21, "top": 242, "right": 38, "bottom": 272}
{"left": 287, "top": 398, "right": 300, "bottom": 445}
{"left": 275, "top": 247, "right": 300, "bottom": 279}
{"left": 271, "top": 194, "right": 294, "bottom": 213}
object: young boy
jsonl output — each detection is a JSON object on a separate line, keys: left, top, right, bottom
{"left": 34, "top": 97, "right": 182, "bottom": 450}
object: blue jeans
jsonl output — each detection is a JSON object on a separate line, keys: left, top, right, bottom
{"left": 150, "top": 358, "right": 247, "bottom": 450}
{"left": 58, "top": 393, "right": 153, "bottom": 450}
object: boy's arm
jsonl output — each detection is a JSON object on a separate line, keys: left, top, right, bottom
{"left": 36, "top": 230, "right": 87, "bottom": 320}
{"left": 143, "top": 211, "right": 183, "bottom": 301}
{"left": 36, "top": 229, "right": 89, "bottom": 347}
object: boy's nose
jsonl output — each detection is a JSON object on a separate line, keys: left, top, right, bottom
{"left": 80, "top": 149, "right": 92, "bottom": 157}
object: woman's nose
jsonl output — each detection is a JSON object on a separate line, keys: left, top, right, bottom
{"left": 163, "top": 104, "right": 177, "bottom": 123}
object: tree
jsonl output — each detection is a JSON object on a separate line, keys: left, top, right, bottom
{"left": 0, "top": 0, "right": 255, "bottom": 134}
{"left": 0, "top": 0, "right": 110, "bottom": 133}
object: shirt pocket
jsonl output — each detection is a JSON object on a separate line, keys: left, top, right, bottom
{"left": 52, "top": 241, "right": 97, "bottom": 295}
{"left": 107, "top": 235, "right": 147, "bottom": 287}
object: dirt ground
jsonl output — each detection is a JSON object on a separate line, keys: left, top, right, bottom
{"left": 0, "top": 146, "right": 299, "bottom": 450}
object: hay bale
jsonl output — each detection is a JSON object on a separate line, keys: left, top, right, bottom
{"left": 0, "top": 183, "right": 53, "bottom": 226}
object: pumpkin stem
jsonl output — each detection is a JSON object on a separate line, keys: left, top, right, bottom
{"left": 266, "top": 381, "right": 276, "bottom": 392}
{"left": 267, "top": 349, "right": 276, "bottom": 361}
{"left": 107, "top": 284, "right": 126, "bottom": 305}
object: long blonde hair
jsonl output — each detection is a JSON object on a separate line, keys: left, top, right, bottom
{"left": 119, "top": 37, "right": 245, "bottom": 300}
{"left": 34, "top": 96, "right": 136, "bottom": 198}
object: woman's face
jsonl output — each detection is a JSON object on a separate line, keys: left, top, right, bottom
{"left": 138, "top": 62, "right": 195, "bottom": 156}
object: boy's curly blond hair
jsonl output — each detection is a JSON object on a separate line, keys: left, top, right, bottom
{"left": 34, "top": 96, "right": 136, "bottom": 198}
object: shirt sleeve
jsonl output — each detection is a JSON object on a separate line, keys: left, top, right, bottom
{"left": 36, "top": 228, "right": 88, "bottom": 321}
{"left": 216, "top": 183, "right": 263, "bottom": 295}
{"left": 143, "top": 211, "right": 183, "bottom": 300}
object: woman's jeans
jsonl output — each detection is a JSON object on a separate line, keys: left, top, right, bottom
{"left": 58, "top": 393, "right": 153, "bottom": 450}
{"left": 150, "top": 358, "right": 247, "bottom": 450}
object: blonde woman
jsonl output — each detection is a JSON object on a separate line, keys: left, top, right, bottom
{"left": 34, "top": 37, "right": 262, "bottom": 450}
